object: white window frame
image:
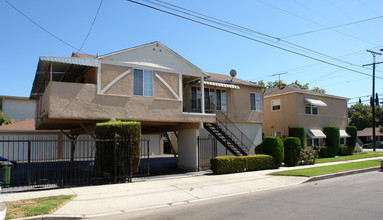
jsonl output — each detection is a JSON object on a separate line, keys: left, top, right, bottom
{"left": 307, "top": 138, "right": 320, "bottom": 147}
{"left": 133, "top": 69, "right": 153, "bottom": 97}
{"left": 250, "top": 92, "right": 262, "bottom": 111}
{"left": 272, "top": 131, "right": 282, "bottom": 138}
{"left": 216, "top": 89, "right": 227, "bottom": 111}
{"left": 271, "top": 99, "right": 281, "bottom": 111}
{"left": 305, "top": 103, "right": 318, "bottom": 115}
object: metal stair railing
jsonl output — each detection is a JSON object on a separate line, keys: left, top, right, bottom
{"left": 206, "top": 99, "right": 255, "bottom": 155}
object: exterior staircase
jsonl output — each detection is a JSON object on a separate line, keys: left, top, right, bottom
{"left": 204, "top": 123, "right": 250, "bottom": 156}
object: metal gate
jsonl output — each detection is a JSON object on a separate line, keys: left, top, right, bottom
{"left": 197, "top": 136, "right": 217, "bottom": 171}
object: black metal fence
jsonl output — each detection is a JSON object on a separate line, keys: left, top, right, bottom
{"left": 197, "top": 136, "right": 217, "bottom": 171}
{"left": 0, "top": 136, "right": 150, "bottom": 188}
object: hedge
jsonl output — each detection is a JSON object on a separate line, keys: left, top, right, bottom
{"left": 323, "top": 126, "right": 340, "bottom": 157}
{"left": 210, "top": 155, "right": 275, "bottom": 174}
{"left": 338, "top": 146, "right": 354, "bottom": 156}
{"left": 254, "top": 136, "right": 284, "bottom": 168}
{"left": 288, "top": 127, "right": 305, "bottom": 148}
{"left": 283, "top": 137, "right": 301, "bottom": 167}
{"left": 94, "top": 121, "right": 141, "bottom": 178}
{"left": 318, "top": 146, "right": 329, "bottom": 158}
{"left": 346, "top": 126, "right": 357, "bottom": 148}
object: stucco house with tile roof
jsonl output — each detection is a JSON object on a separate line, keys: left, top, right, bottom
{"left": 29, "top": 42, "right": 264, "bottom": 171}
{"left": 263, "top": 84, "right": 349, "bottom": 147}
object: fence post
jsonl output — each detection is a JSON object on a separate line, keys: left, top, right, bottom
{"left": 129, "top": 134, "right": 132, "bottom": 183}
{"left": 197, "top": 136, "right": 200, "bottom": 172}
{"left": 147, "top": 138, "right": 150, "bottom": 176}
{"left": 27, "top": 140, "right": 31, "bottom": 185}
{"left": 113, "top": 135, "right": 117, "bottom": 184}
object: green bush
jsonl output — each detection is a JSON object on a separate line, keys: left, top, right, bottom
{"left": 210, "top": 155, "right": 275, "bottom": 174}
{"left": 337, "top": 146, "right": 354, "bottom": 156}
{"left": 299, "top": 147, "right": 318, "bottom": 165}
{"left": 318, "top": 146, "right": 329, "bottom": 158}
{"left": 94, "top": 121, "right": 141, "bottom": 178}
{"left": 346, "top": 126, "right": 357, "bottom": 148}
{"left": 283, "top": 137, "right": 301, "bottom": 167}
{"left": 324, "top": 126, "right": 340, "bottom": 157}
{"left": 254, "top": 136, "right": 284, "bottom": 168}
{"left": 288, "top": 127, "right": 305, "bottom": 148}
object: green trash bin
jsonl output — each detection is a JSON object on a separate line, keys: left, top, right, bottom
{"left": 0, "top": 162, "right": 13, "bottom": 187}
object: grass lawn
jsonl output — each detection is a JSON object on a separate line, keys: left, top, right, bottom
{"left": 270, "top": 160, "right": 381, "bottom": 177}
{"left": 5, "top": 195, "right": 75, "bottom": 219}
{"left": 316, "top": 152, "right": 383, "bottom": 163}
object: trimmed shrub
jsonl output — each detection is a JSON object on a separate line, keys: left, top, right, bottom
{"left": 318, "top": 146, "right": 329, "bottom": 158}
{"left": 346, "top": 126, "right": 357, "bottom": 148}
{"left": 210, "top": 155, "right": 275, "bottom": 174}
{"left": 299, "top": 147, "right": 318, "bottom": 165}
{"left": 323, "top": 126, "right": 340, "bottom": 157}
{"left": 283, "top": 137, "right": 301, "bottom": 167}
{"left": 254, "top": 136, "right": 284, "bottom": 168}
{"left": 288, "top": 127, "right": 305, "bottom": 148}
{"left": 337, "top": 146, "right": 354, "bottom": 156}
{"left": 94, "top": 121, "right": 141, "bottom": 178}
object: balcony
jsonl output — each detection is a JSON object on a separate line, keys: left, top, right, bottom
{"left": 36, "top": 81, "right": 215, "bottom": 130}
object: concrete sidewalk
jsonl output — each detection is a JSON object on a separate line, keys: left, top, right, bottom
{"left": 2, "top": 156, "right": 382, "bottom": 219}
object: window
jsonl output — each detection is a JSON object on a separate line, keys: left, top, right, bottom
{"left": 191, "top": 86, "right": 201, "bottom": 112}
{"left": 272, "top": 131, "right": 282, "bottom": 138}
{"left": 250, "top": 93, "right": 262, "bottom": 111}
{"left": 204, "top": 88, "right": 215, "bottom": 112}
{"left": 305, "top": 103, "right": 318, "bottom": 115}
{"left": 307, "top": 138, "right": 320, "bottom": 147}
{"left": 340, "top": 138, "right": 345, "bottom": 146}
{"left": 216, "top": 89, "right": 227, "bottom": 111}
{"left": 271, "top": 99, "right": 281, "bottom": 111}
{"left": 133, "top": 69, "right": 153, "bottom": 96}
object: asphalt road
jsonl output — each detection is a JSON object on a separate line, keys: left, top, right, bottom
{"left": 90, "top": 170, "right": 383, "bottom": 220}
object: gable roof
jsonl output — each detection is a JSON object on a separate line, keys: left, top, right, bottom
{"left": 264, "top": 84, "right": 349, "bottom": 100}
{"left": 357, "top": 127, "right": 383, "bottom": 137}
{"left": 206, "top": 72, "right": 264, "bottom": 88}
{"left": 99, "top": 41, "right": 207, "bottom": 77}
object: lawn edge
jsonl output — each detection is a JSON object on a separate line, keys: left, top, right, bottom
{"left": 303, "top": 166, "right": 380, "bottom": 183}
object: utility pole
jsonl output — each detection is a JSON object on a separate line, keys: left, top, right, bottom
{"left": 270, "top": 72, "right": 287, "bottom": 88}
{"left": 363, "top": 49, "right": 382, "bottom": 152}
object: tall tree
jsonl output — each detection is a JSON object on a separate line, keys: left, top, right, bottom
{"left": 348, "top": 103, "right": 383, "bottom": 130}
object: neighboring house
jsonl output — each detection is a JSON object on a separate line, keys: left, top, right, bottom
{"left": 29, "top": 42, "right": 264, "bottom": 171}
{"left": 0, "top": 96, "right": 36, "bottom": 121}
{"left": 357, "top": 127, "right": 383, "bottom": 144}
{"left": 263, "top": 84, "right": 349, "bottom": 147}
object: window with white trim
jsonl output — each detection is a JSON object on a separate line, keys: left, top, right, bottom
{"left": 216, "top": 89, "right": 227, "bottom": 111}
{"left": 133, "top": 69, "right": 153, "bottom": 96}
{"left": 305, "top": 103, "right": 318, "bottom": 115}
{"left": 250, "top": 92, "right": 262, "bottom": 111}
{"left": 271, "top": 99, "right": 281, "bottom": 111}
{"left": 272, "top": 131, "right": 282, "bottom": 138}
{"left": 307, "top": 138, "right": 320, "bottom": 147}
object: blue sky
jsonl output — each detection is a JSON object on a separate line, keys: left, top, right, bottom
{"left": 1, "top": 0, "right": 382, "bottom": 105}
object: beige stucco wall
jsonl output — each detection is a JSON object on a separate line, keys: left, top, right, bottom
{"left": 228, "top": 86, "right": 263, "bottom": 123}
{"left": 263, "top": 92, "right": 348, "bottom": 137}
{"left": 41, "top": 81, "right": 215, "bottom": 124}
{"left": 153, "top": 71, "right": 179, "bottom": 100}
{"left": 100, "top": 64, "right": 132, "bottom": 96}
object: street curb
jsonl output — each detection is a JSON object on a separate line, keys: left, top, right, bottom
{"left": 303, "top": 166, "right": 381, "bottom": 183}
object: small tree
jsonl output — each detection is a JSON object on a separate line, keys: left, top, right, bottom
{"left": 0, "top": 112, "right": 13, "bottom": 126}
{"left": 254, "top": 136, "right": 284, "bottom": 168}
{"left": 288, "top": 127, "right": 305, "bottom": 148}
{"left": 283, "top": 137, "right": 301, "bottom": 167}
{"left": 94, "top": 121, "right": 141, "bottom": 178}
{"left": 346, "top": 126, "right": 357, "bottom": 148}
{"left": 324, "top": 126, "right": 340, "bottom": 157}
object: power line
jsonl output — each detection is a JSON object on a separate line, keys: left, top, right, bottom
{"left": 281, "top": 16, "right": 383, "bottom": 38}
{"left": 78, "top": 0, "right": 104, "bottom": 52}
{"left": 4, "top": 0, "right": 82, "bottom": 52}
{"left": 149, "top": 0, "right": 362, "bottom": 68}
{"left": 255, "top": 0, "right": 378, "bottom": 46}
{"left": 127, "top": 0, "right": 383, "bottom": 79}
